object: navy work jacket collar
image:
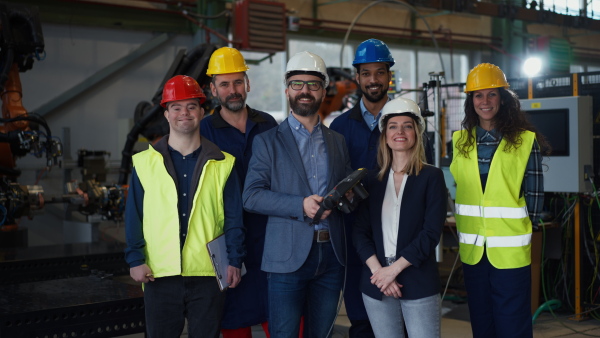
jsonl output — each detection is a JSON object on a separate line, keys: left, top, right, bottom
{"left": 152, "top": 135, "right": 226, "bottom": 199}
{"left": 209, "top": 105, "right": 268, "bottom": 129}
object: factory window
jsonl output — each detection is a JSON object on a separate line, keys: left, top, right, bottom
{"left": 289, "top": 38, "right": 355, "bottom": 68}
{"left": 416, "top": 50, "right": 468, "bottom": 86}
{"left": 388, "top": 48, "right": 416, "bottom": 102}
{"left": 241, "top": 51, "right": 287, "bottom": 122}
{"left": 571, "top": 64, "right": 600, "bottom": 73}
{"left": 590, "top": 1, "right": 600, "bottom": 19}
{"left": 524, "top": 0, "right": 600, "bottom": 19}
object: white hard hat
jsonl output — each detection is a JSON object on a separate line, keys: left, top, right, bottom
{"left": 285, "top": 51, "right": 329, "bottom": 87}
{"left": 379, "top": 97, "right": 424, "bottom": 132}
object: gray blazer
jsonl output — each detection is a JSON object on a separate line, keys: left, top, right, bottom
{"left": 243, "top": 119, "right": 352, "bottom": 273}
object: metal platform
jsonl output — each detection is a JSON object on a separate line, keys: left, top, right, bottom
{"left": 0, "top": 276, "right": 145, "bottom": 337}
{"left": 0, "top": 242, "right": 130, "bottom": 285}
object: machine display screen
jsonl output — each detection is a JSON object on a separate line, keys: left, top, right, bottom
{"left": 525, "top": 108, "right": 569, "bottom": 156}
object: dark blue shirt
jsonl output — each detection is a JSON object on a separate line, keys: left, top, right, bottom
{"left": 169, "top": 145, "right": 200, "bottom": 241}
{"left": 330, "top": 104, "right": 380, "bottom": 171}
{"left": 201, "top": 106, "right": 278, "bottom": 190}
{"left": 200, "top": 106, "right": 277, "bottom": 267}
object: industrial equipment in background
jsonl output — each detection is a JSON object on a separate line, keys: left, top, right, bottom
{"left": 0, "top": 7, "right": 139, "bottom": 337}
{"left": 0, "top": 1, "right": 62, "bottom": 247}
{"left": 0, "top": 3, "right": 128, "bottom": 248}
{"left": 318, "top": 67, "right": 359, "bottom": 120}
{"left": 520, "top": 96, "right": 593, "bottom": 193}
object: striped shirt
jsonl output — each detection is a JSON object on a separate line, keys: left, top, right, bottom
{"left": 476, "top": 126, "right": 544, "bottom": 226}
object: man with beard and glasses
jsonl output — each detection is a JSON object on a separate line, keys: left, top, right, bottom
{"left": 329, "top": 38, "right": 395, "bottom": 338}
{"left": 200, "top": 47, "right": 278, "bottom": 338}
{"left": 243, "top": 51, "right": 352, "bottom": 338}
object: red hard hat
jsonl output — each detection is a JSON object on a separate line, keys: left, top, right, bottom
{"left": 160, "top": 75, "right": 206, "bottom": 107}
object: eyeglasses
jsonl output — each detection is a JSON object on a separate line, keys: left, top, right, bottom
{"left": 288, "top": 80, "right": 324, "bottom": 91}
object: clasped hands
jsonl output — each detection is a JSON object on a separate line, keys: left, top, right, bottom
{"left": 370, "top": 265, "right": 403, "bottom": 299}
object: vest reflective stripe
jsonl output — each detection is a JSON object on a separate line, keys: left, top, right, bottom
{"left": 449, "top": 129, "right": 535, "bottom": 269}
{"left": 454, "top": 204, "right": 529, "bottom": 219}
{"left": 458, "top": 232, "right": 485, "bottom": 247}
{"left": 133, "top": 145, "right": 234, "bottom": 278}
{"left": 458, "top": 231, "right": 532, "bottom": 247}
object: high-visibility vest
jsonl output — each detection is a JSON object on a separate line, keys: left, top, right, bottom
{"left": 450, "top": 129, "right": 535, "bottom": 269}
{"left": 133, "top": 145, "right": 235, "bottom": 277}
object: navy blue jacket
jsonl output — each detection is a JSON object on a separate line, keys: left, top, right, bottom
{"left": 329, "top": 104, "right": 380, "bottom": 171}
{"left": 353, "top": 165, "right": 446, "bottom": 300}
{"left": 200, "top": 106, "right": 277, "bottom": 329}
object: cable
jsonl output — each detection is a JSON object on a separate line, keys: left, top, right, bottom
{"left": 34, "top": 167, "right": 47, "bottom": 185}
{"left": 538, "top": 192, "right": 600, "bottom": 336}
{"left": 339, "top": 0, "right": 446, "bottom": 81}
{"left": 326, "top": 238, "right": 348, "bottom": 338}
{"left": 0, "top": 204, "right": 6, "bottom": 226}
{"left": 441, "top": 190, "right": 461, "bottom": 303}
{"left": 440, "top": 248, "right": 460, "bottom": 302}
{"left": 538, "top": 200, "right": 600, "bottom": 337}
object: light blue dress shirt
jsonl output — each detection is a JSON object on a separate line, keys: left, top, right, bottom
{"left": 360, "top": 99, "right": 381, "bottom": 131}
{"left": 288, "top": 113, "right": 330, "bottom": 230}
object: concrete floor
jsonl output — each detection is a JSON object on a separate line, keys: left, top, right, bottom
{"left": 85, "top": 224, "right": 600, "bottom": 337}
{"left": 122, "top": 299, "right": 600, "bottom": 338}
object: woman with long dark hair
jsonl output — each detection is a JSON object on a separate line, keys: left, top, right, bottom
{"left": 450, "top": 63, "right": 549, "bottom": 338}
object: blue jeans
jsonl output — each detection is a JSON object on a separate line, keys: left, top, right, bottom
{"left": 267, "top": 241, "right": 344, "bottom": 338}
{"left": 143, "top": 275, "right": 225, "bottom": 338}
{"left": 362, "top": 293, "right": 441, "bottom": 338}
{"left": 463, "top": 252, "right": 532, "bottom": 338}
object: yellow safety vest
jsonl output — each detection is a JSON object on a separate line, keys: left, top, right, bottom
{"left": 133, "top": 145, "right": 235, "bottom": 277}
{"left": 450, "top": 129, "right": 535, "bottom": 269}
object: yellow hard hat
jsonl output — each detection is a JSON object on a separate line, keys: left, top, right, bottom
{"left": 464, "top": 63, "right": 510, "bottom": 93}
{"left": 207, "top": 47, "right": 250, "bottom": 76}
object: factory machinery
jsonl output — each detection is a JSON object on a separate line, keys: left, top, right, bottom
{"left": 0, "top": 1, "right": 131, "bottom": 247}
{"left": 1, "top": 1, "right": 599, "bottom": 337}
{"left": 0, "top": 2, "right": 291, "bottom": 336}
{"left": 0, "top": 3, "right": 146, "bottom": 337}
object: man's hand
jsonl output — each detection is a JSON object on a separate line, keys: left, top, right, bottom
{"left": 227, "top": 265, "right": 241, "bottom": 288}
{"left": 130, "top": 264, "right": 155, "bottom": 283}
{"left": 303, "top": 195, "right": 331, "bottom": 220}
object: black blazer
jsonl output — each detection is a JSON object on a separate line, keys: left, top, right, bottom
{"left": 353, "top": 165, "right": 447, "bottom": 300}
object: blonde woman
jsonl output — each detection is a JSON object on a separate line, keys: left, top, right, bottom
{"left": 353, "top": 97, "right": 446, "bottom": 338}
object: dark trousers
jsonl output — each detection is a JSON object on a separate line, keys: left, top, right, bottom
{"left": 143, "top": 275, "right": 225, "bottom": 338}
{"left": 268, "top": 241, "right": 344, "bottom": 338}
{"left": 463, "top": 252, "right": 533, "bottom": 338}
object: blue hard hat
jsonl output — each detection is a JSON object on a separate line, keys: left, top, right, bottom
{"left": 353, "top": 39, "right": 395, "bottom": 67}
